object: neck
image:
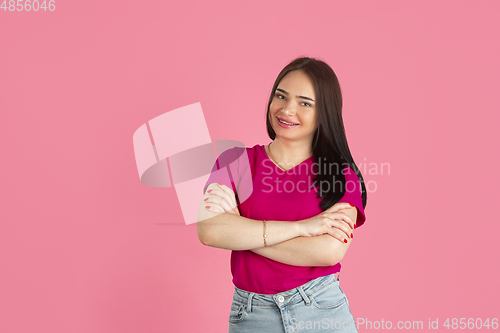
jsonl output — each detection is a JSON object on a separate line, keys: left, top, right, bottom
{"left": 269, "top": 138, "right": 314, "bottom": 165}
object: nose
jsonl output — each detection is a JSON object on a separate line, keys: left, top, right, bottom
{"left": 281, "top": 101, "right": 296, "bottom": 116}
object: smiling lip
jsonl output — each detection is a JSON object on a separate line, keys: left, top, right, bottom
{"left": 277, "top": 117, "right": 299, "bottom": 125}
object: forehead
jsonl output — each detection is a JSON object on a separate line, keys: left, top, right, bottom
{"left": 278, "top": 70, "right": 315, "bottom": 97}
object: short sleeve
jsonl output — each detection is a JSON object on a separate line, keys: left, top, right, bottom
{"left": 338, "top": 165, "right": 366, "bottom": 227}
{"left": 203, "top": 147, "right": 251, "bottom": 204}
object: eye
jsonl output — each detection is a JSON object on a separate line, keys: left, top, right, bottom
{"left": 275, "top": 92, "right": 285, "bottom": 100}
{"left": 301, "top": 102, "right": 312, "bottom": 107}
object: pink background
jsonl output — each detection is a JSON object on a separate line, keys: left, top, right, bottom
{"left": 1, "top": 1, "right": 499, "bottom": 332}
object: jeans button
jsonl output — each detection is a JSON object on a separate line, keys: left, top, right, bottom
{"left": 277, "top": 295, "right": 284, "bottom": 302}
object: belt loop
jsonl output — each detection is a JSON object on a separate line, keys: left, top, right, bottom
{"left": 297, "top": 286, "right": 311, "bottom": 305}
{"left": 246, "top": 293, "right": 255, "bottom": 313}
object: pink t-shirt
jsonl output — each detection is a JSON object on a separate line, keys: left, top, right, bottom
{"left": 203, "top": 143, "right": 366, "bottom": 294}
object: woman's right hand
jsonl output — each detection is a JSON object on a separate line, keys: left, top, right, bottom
{"left": 297, "top": 202, "right": 356, "bottom": 242}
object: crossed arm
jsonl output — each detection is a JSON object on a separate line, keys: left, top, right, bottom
{"left": 250, "top": 207, "right": 357, "bottom": 266}
{"left": 197, "top": 183, "right": 357, "bottom": 267}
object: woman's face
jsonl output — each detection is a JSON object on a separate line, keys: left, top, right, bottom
{"left": 269, "top": 70, "right": 318, "bottom": 143}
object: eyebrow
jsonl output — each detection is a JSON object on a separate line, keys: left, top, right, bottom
{"left": 276, "top": 88, "right": 315, "bottom": 102}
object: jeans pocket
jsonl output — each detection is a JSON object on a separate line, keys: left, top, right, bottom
{"left": 309, "top": 282, "right": 347, "bottom": 310}
{"left": 228, "top": 302, "right": 247, "bottom": 323}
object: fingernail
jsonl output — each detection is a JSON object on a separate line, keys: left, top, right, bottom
{"left": 351, "top": 233, "right": 353, "bottom": 238}
{"left": 205, "top": 206, "right": 210, "bottom": 209}
{"left": 204, "top": 198, "right": 208, "bottom": 201}
{"left": 349, "top": 203, "right": 354, "bottom": 207}
{"left": 207, "top": 189, "right": 212, "bottom": 193}
{"left": 354, "top": 224, "right": 357, "bottom": 229}
{"left": 344, "top": 239, "right": 347, "bottom": 243}
{"left": 218, "top": 183, "right": 223, "bottom": 185}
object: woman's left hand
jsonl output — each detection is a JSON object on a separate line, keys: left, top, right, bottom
{"left": 204, "top": 183, "right": 241, "bottom": 216}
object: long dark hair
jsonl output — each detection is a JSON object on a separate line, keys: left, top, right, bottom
{"left": 266, "top": 57, "right": 367, "bottom": 211}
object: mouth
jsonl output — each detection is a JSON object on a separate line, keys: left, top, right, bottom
{"left": 277, "top": 117, "right": 299, "bottom": 126}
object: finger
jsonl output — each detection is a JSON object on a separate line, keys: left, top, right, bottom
{"left": 326, "top": 202, "right": 355, "bottom": 213}
{"left": 324, "top": 217, "right": 352, "bottom": 239}
{"left": 217, "top": 183, "right": 233, "bottom": 192}
{"left": 210, "top": 186, "right": 236, "bottom": 205}
{"left": 332, "top": 220, "right": 353, "bottom": 240}
{"left": 323, "top": 211, "right": 354, "bottom": 230}
{"left": 217, "top": 183, "right": 238, "bottom": 207}
{"left": 204, "top": 204, "right": 225, "bottom": 213}
{"left": 207, "top": 188, "right": 235, "bottom": 208}
{"left": 207, "top": 188, "right": 239, "bottom": 213}
{"left": 329, "top": 212, "right": 355, "bottom": 230}
{"left": 207, "top": 195, "right": 234, "bottom": 212}
{"left": 325, "top": 227, "right": 350, "bottom": 244}
{"left": 317, "top": 215, "right": 351, "bottom": 239}
{"left": 217, "top": 183, "right": 235, "bottom": 196}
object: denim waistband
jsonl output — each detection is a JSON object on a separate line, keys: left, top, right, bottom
{"left": 233, "top": 273, "right": 339, "bottom": 313}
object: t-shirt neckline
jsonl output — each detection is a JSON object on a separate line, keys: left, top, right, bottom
{"left": 262, "top": 143, "right": 315, "bottom": 172}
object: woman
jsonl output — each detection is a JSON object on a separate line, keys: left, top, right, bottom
{"left": 197, "top": 56, "right": 367, "bottom": 333}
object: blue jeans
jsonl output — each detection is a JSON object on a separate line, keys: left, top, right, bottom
{"left": 228, "top": 273, "right": 358, "bottom": 332}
